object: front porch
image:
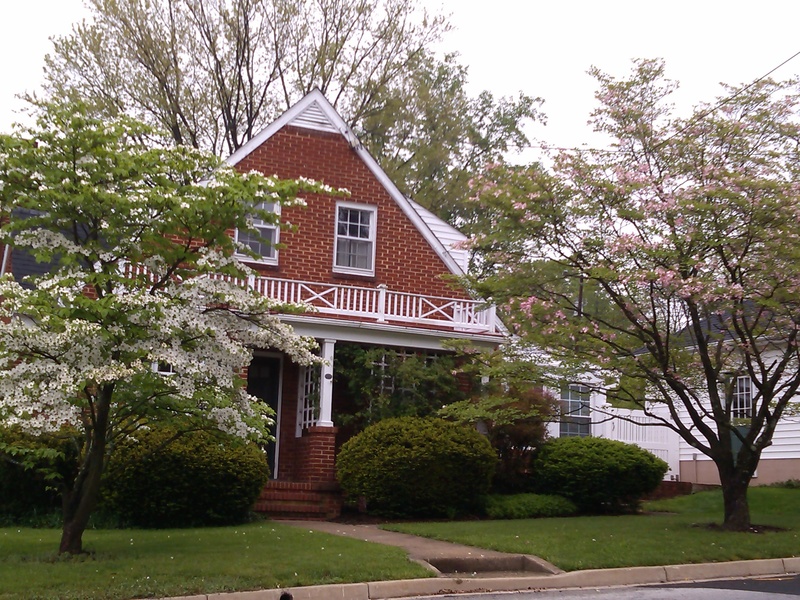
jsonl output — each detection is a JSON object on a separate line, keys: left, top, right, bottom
{"left": 240, "top": 278, "right": 503, "bottom": 520}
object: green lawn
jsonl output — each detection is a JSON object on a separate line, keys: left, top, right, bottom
{"left": 2, "top": 489, "right": 798, "bottom": 600}
{"left": 385, "top": 487, "right": 800, "bottom": 572}
{"left": 0, "top": 521, "right": 431, "bottom": 600}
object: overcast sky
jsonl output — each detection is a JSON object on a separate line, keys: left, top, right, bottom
{"left": 2, "top": 0, "right": 800, "bottom": 162}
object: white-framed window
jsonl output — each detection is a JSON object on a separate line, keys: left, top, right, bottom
{"left": 235, "top": 201, "right": 280, "bottom": 265}
{"left": 560, "top": 383, "right": 591, "bottom": 437}
{"left": 333, "top": 202, "right": 376, "bottom": 276}
{"left": 151, "top": 361, "right": 176, "bottom": 376}
{"left": 732, "top": 375, "right": 753, "bottom": 419}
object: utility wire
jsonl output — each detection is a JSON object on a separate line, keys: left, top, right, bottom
{"left": 654, "top": 49, "right": 800, "bottom": 149}
{"left": 523, "top": 50, "right": 800, "bottom": 156}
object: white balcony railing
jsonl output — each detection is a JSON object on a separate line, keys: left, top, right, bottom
{"left": 243, "top": 276, "right": 498, "bottom": 334}
{"left": 123, "top": 264, "right": 500, "bottom": 334}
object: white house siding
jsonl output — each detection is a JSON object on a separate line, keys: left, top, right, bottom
{"left": 594, "top": 406, "right": 681, "bottom": 480}
{"left": 545, "top": 385, "right": 681, "bottom": 480}
{"left": 675, "top": 396, "right": 800, "bottom": 485}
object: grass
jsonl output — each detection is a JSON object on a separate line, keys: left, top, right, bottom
{"left": 2, "top": 488, "right": 798, "bottom": 599}
{"left": 384, "top": 487, "right": 800, "bottom": 572}
{"left": 0, "top": 521, "right": 432, "bottom": 600}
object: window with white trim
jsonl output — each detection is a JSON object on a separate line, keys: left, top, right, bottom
{"left": 334, "top": 203, "right": 376, "bottom": 275}
{"left": 155, "top": 362, "right": 175, "bottom": 376}
{"left": 235, "top": 201, "right": 279, "bottom": 264}
{"left": 560, "top": 383, "right": 591, "bottom": 437}
{"left": 732, "top": 375, "right": 753, "bottom": 419}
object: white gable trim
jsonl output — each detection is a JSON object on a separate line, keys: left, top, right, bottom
{"left": 225, "top": 89, "right": 464, "bottom": 276}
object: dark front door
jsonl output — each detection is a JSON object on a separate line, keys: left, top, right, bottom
{"left": 247, "top": 355, "right": 282, "bottom": 477}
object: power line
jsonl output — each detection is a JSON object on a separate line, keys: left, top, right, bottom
{"left": 654, "top": 49, "right": 800, "bottom": 149}
{"left": 522, "top": 50, "right": 800, "bottom": 156}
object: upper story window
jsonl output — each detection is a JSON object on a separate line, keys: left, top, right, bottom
{"left": 155, "top": 362, "right": 175, "bottom": 376}
{"left": 732, "top": 375, "right": 753, "bottom": 419}
{"left": 334, "top": 202, "right": 376, "bottom": 276}
{"left": 235, "top": 201, "right": 279, "bottom": 265}
{"left": 560, "top": 383, "right": 591, "bottom": 437}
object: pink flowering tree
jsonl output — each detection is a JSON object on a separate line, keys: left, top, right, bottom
{"left": 466, "top": 59, "right": 800, "bottom": 530}
{"left": 0, "top": 102, "right": 330, "bottom": 553}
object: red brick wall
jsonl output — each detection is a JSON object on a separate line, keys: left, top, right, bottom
{"left": 275, "top": 363, "right": 337, "bottom": 484}
{"left": 295, "top": 426, "right": 339, "bottom": 483}
{"left": 235, "top": 126, "right": 467, "bottom": 299}
{"left": 276, "top": 361, "right": 301, "bottom": 480}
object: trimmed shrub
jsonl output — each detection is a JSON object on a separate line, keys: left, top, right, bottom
{"left": 336, "top": 417, "right": 497, "bottom": 518}
{"left": 533, "top": 436, "right": 668, "bottom": 514}
{"left": 0, "top": 427, "right": 78, "bottom": 522}
{"left": 103, "top": 427, "right": 269, "bottom": 528}
{"left": 484, "top": 493, "right": 577, "bottom": 519}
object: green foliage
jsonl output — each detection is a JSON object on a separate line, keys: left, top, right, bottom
{"left": 103, "top": 427, "right": 269, "bottom": 528}
{"left": 336, "top": 417, "right": 496, "bottom": 518}
{"left": 533, "top": 437, "right": 668, "bottom": 514}
{"left": 438, "top": 343, "right": 557, "bottom": 493}
{"left": 360, "top": 50, "right": 542, "bottom": 222}
{"left": 0, "top": 427, "right": 77, "bottom": 521}
{"left": 0, "top": 99, "right": 326, "bottom": 553}
{"left": 770, "top": 479, "right": 800, "bottom": 489}
{"left": 333, "top": 345, "right": 465, "bottom": 432}
{"left": 464, "top": 58, "right": 800, "bottom": 529}
{"left": 43, "top": 0, "right": 449, "bottom": 156}
{"left": 484, "top": 493, "right": 577, "bottom": 520}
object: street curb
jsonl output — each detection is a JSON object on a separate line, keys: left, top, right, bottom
{"left": 158, "top": 557, "right": 800, "bottom": 600}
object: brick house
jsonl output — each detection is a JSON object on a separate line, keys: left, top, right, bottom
{"left": 223, "top": 90, "right": 505, "bottom": 518}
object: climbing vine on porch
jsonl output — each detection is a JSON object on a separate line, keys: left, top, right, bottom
{"left": 332, "top": 344, "right": 466, "bottom": 432}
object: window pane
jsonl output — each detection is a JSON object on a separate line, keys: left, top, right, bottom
{"left": 336, "top": 239, "right": 371, "bottom": 270}
{"left": 239, "top": 226, "right": 276, "bottom": 259}
{"left": 732, "top": 376, "right": 752, "bottom": 419}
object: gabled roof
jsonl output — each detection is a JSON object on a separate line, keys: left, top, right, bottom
{"left": 226, "top": 89, "right": 465, "bottom": 276}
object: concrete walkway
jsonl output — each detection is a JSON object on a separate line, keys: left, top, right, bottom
{"left": 160, "top": 521, "right": 800, "bottom": 600}
{"left": 282, "top": 520, "right": 562, "bottom": 577}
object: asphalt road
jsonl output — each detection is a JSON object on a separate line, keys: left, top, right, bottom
{"left": 409, "top": 573, "right": 800, "bottom": 599}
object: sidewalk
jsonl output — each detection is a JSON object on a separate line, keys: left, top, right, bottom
{"left": 161, "top": 521, "right": 800, "bottom": 600}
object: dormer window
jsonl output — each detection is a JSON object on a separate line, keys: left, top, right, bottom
{"left": 333, "top": 202, "right": 376, "bottom": 276}
{"left": 235, "top": 201, "right": 279, "bottom": 265}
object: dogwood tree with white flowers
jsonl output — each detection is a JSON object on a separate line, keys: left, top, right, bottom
{"left": 466, "top": 60, "right": 800, "bottom": 531}
{"left": 0, "top": 102, "right": 327, "bottom": 554}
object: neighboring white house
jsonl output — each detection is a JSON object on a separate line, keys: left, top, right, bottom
{"left": 546, "top": 374, "right": 800, "bottom": 485}
{"left": 545, "top": 382, "right": 680, "bottom": 480}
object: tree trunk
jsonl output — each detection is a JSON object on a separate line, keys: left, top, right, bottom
{"left": 721, "top": 479, "right": 751, "bottom": 530}
{"left": 59, "top": 440, "right": 106, "bottom": 554}
{"left": 59, "top": 388, "right": 112, "bottom": 554}
{"left": 716, "top": 430, "right": 760, "bottom": 531}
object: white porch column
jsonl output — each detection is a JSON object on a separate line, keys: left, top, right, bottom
{"left": 317, "top": 338, "right": 336, "bottom": 427}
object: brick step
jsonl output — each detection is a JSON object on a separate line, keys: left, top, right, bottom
{"left": 254, "top": 480, "right": 342, "bottom": 520}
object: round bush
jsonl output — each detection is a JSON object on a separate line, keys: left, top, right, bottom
{"left": 533, "top": 437, "right": 668, "bottom": 514}
{"left": 103, "top": 427, "right": 269, "bottom": 528}
{"left": 484, "top": 493, "right": 577, "bottom": 520}
{"left": 336, "top": 417, "right": 497, "bottom": 518}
